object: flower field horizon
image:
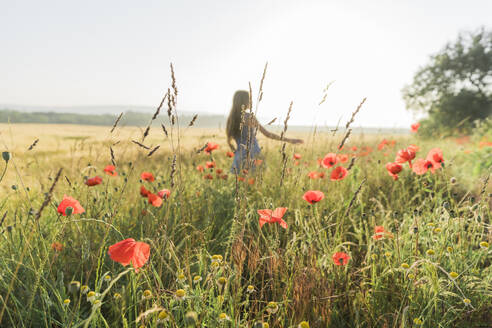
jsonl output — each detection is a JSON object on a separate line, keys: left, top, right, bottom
{"left": 0, "top": 122, "right": 490, "bottom": 327}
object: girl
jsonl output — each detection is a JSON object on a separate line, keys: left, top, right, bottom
{"left": 226, "top": 90, "right": 304, "bottom": 174}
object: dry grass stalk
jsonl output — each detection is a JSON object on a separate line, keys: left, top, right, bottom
{"left": 338, "top": 128, "right": 352, "bottom": 151}
{"left": 110, "top": 146, "right": 116, "bottom": 166}
{"left": 347, "top": 157, "right": 357, "bottom": 171}
{"left": 27, "top": 138, "right": 39, "bottom": 151}
{"left": 132, "top": 140, "right": 150, "bottom": 150}
{"left": 188, "top": 114, "right": 198, "bottom": 127}
{"left": 267, "top": 117, "right": 277, "bottom": 125}
{"left": 34, "top": 168, "right": 62, "bottom": 221}
{"left": 141, "top": 91, "right": 168, "bottom": 142}
{"left": 279, "top": 101, "right": 293, "bottom": 186}
{"left": 345, "top": 97, "right": 366, "bottom": 129}
{"left": 196, "top": 143, "right": 208, "bottom": 154}
{"left": 110, "top": 112, "right": 123, "bottom": 133}
{"left": 147, "top": 145, "right": 160, "bottom": 157}
{"left": 345, "top": 178, "right": 366, "bottom": 216}
{"left": 161, "top": 123, "right": 168, "bottom": 137}
{"left": 169, "top": 154, "right": 177, "bottom": 188}
{"left": 65, "top": 176, "right": 72, "bottom": 187}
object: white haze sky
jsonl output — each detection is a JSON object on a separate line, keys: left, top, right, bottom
{"left": 1, "top": 0, "right": 491, "bottom": 127}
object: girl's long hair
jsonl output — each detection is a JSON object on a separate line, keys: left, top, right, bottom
{"left": 226, "top": 90, "right": 250, "bottom": 151}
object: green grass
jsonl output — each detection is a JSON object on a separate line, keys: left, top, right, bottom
{"left": 0, "top": 131, "right": 490, "bottom": 328}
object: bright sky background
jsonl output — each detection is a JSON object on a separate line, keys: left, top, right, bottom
{"left": 1, "top": 0, "right": 491, "bottom": 127}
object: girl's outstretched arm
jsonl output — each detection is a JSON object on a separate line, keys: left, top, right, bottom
{"left": 248, "top": 115, "right": 303, "bottom": 144}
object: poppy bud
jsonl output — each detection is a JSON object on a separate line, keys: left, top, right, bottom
{"left": 65, "top": 207, "right": 74, "bottom": 216}
{"left": 413, "top": 226, "right": 418, "bottom": 234}
{"left": 11, "top": 185, "right": 17, "bottom": 190}
{"left": 2, "top": 151, "right": 11, "bottom": 162}
{"left": 68, "top": 281, "right": 81, "bottom": 294}
{"left": 6, "top": 225, "right": 13, "bottom": 233}
{"left": 450, "top": 177, "right": 457, "bottom": 184}
{"left": 469, "top": 197, "right": 475, "bottom": 203}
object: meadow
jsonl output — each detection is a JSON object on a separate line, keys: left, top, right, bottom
{"left": 0, "top": 119, "right": 490, "bottom": 328}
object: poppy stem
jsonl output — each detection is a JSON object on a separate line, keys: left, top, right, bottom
{"left": 0, "top": 162, "right": 7, "bottom": 184}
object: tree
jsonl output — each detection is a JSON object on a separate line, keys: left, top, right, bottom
{"left": 402, "top": 28, "right": 492, "bottom": 136}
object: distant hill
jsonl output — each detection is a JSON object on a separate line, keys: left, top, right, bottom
{"left": 0, "top": 109, "right": 226, "bottom": 128}
{"left": 0, "top": 107, "right": 409, "bottom": 134}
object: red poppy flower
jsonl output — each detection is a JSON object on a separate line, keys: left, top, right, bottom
{"left": 204, "top": 142, "right": 219, "bottom": 154}
{"left": 426, "top": 148, "right": 444, "bottom": 169}
{"left": 321, "top": 153, "right": 338, "bottom": 168}
{"left": 205, "top": 161, "right": 216, "bottom": 169}
{"left": 293, "top": 153, "right": 302, "bottom": 160}
{"left": 140, "top": 185, "right": 150, "bottom": 197}
{"left": 386, "top": 162, "right": 403, "bottom": 180}
{"left": 412, "top": 158, "right": 436, "bottom": 175}
{"left": 332, "top": 252, "right": 350, "bottom": 266}
{"left": 303, "top": 190, "right": 325, "bottom": 204}
{"left": 204, "top": 173, "right": 214, "bottom": 180}
{"left": 104, "top": 165, "right": 117, "bottom": 176}
{"left": 479, "top": 140, "right": 492, "bottom": 148}
{"left": 57, "top": 195, "right": 85, "bottom": 216}
{"left": 216, "top": 168, "right": 223, "bottom": 175}
{"left": 331, "top": 166, "right": 348, "bottom": 181}
{"left": 248, "top": 178, "right": 255, "bottom": 185}
{"left": 378, "top": 139, "right": 387, "bottom": 151}
{"left": 395, "top": 146, "right": 417, "bottom": 167}
{"left": 351, "top": 146, "right": 358, "bottom": 151}
{"left": 51, "top": 242, "right": 63, "bottom": 252}
{"left": 307, "top": 171, "right": 319, "bottom": 179}
{"left": 238, "top": 176, "right": 245, "bottom": 182}
{"left": 226, "top": 151, "right": 234, "bottom": 158}
{"left": 85, "top": 176, "right": 102, "bottom": 186}
{"left": 220, "top": 174, "right": 228, "bottom": 180}
{"left": 337, "top": 154, "right": 349, "bottom": 163}
{"left": 141, "top": 172, "right": 155, "bottom": 182}
{"left": 411, "top": 123, "right": 420, "bottom": 133}
{"left": 372, "top": 226, "right": 390, "bottom": 240}
{"left": 318, "top": 172, "right": 325, "bottom": 179}
{"left": 257, "top": 207, "right": 288, "bottom": 229}
{"left": 157, "top": 189, "right": 171, "bottom": 199}
{"left": 147, "top": 193, "right": 162, "bottom": 207}
{"left": 294, "top": 160, "right": 300, "bottom": 166}
{"left": 196, "top": 165, "right": 204, "bottom": 172}
{"left": 108, "top": 238, "right": 150, "bottom": 272}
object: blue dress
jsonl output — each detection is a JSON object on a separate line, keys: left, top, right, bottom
{"left": 231, "top": 113, "right": 261, "bottom": 174}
